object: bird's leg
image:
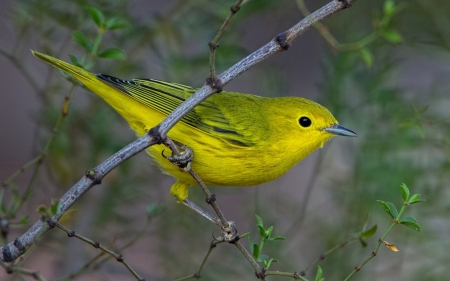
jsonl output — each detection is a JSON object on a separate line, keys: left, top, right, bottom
{"left": 162, "top": 139, "right": 193, "bottom": 172}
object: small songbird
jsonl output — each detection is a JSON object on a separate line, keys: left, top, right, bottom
{"left": 32, "top": 51, "right": 357, "bottom": 201}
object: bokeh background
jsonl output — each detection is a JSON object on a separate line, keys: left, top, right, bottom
{"left": 1, "top": 0, "right": 449, "bottom": 280}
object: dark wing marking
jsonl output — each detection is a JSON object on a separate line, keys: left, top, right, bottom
{"left": 96, "top": 74, "right": 256, "bottom": 147}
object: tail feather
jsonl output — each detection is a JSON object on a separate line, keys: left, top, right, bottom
{"left": 31, "top": 50, "right": 96, "bottom": 84}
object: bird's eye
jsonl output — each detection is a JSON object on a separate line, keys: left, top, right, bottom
{"left": 299, "top": 117, "right": 312, "bottom": 127}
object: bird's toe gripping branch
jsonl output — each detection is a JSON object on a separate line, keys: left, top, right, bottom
{"left": 162, "top": 142, "right": 194, "bottom": 172}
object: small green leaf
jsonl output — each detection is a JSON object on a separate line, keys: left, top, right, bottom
{"left": 271, "top": 236, "right": 286, "bottom": 241}
{"left": 264, "top": 258, "right": 277, "bottom": 270}
{"left": 258, "top": 225, "right": 266, "bottom": 238}
{"left": 409, "top": 194, "right": 425, "bottom": 204}
{"left": 359, "top": 48, "right": 373, "bottom": 68}
{"left": 383, "top": 0, "right": 395, "bottom": 16}
{"left": 400, "top": 217, "right": 421, "bottom": 232}
{"left": 105, "top": 17, "right": 129, "bottom": 29}
{"left": 315, "top": 265, "right": 324, "bottom": 281}
{"left": 381, "top": 29, "right": 402, "bottom": 44}
{"left": 98, "top": 48, "right": 126, "bottom": 60}
{"left": 362, "top": 214, "right": 370, "bottom": 232}
{"left": 266, "top": 226, "right": 273, "bottom": 238}
{"left": 386, "top": 202, "right": 398, "bottom": 218}
{"left": 361, "top": 224, "right": 378, "bottom": 239}
{"left": 72, "top": 31, "right": 93, "bottom": 53}
{"left": 240, "top": 232, "right": 251, "bottom": 238}
{"left": 255, "top": 215, "right": 264, "bottom": 227}
{"left": 360, "top": 239, "right": 368, "bottom": 247}
{"left": 19, "top": 216, "right": 29, "bottom": 225}
{"left": 401, "top": 183, "right": 410, "bottom": 202}
{"left": 253, "top": 243, "right": 260, "bottom": 259}
{"left": 86, "top": 6, "right": 104, "bottom": 27}
{"left": 377, "top": 200, "right": 398, "bottom": 219}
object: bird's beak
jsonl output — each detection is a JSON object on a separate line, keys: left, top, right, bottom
{"left": 324, "top": 124, "right": 357, "bottom": 137}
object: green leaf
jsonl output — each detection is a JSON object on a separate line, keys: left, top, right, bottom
{"left": 253, "top": 243, "right": 260, "bottom": 259}
{"left": 315, "top": 265, "right": 324, "bottom": 281}
{"left": 248, "top": 236, "right": 255, "bottom": 255}
{"left": 271, "top": 236, "right": 286, "bottom": 241}
{"left": 98, "top": 48, "right": 126, "bottom": 60}
{"left": 400, "top": 217, "right": 421, "bottom": 232}
{"left": 360, "top": 239, "right": 368, "bottom": 247}
{"left": 401, "top": 183, "right": 410, "bottom": 202}
{"left": 72, "top": 31, "right": 93, "bottom": 53}
{"left": 105, "top": 17, "right": 129, "bottom": 30}
{"left": 86, "top": 6, "right": 104, "bottom": 27}
{"left": 381, "top": 29, "right": 402, "bottom": 44}
{"left": 377, "top": 200, "right": 398, "bottom": 219}
{"left": 258, "top": 225, "right": 266, "bottom": 238}
{"left": 240, "top": 232, "right": 251, "bottom": 238}
{"left": 267, "top": 226, "right": 273, "bottom": 238}
{"left": 386, "top": 202, "right": 398, "bottom": 218}
{"left": 264, "top": 258, "right": 277, "bottom": 270}
{"left": 383, "top": 0, "right": 395, "bottom": 16}
{"left": 359, "top": 48, "right": 373, "bottom": 68}
{"left": 409, "top": 194, "right": 425, "bottom": 204}
{"left": 255, "top": 215, "right": 264, "bottom": 228}
{"left": 19, "top": 216, "right": 29, "bottom": 225}
{"left": 361, "top": 224, "right": 378, "bottom": 239}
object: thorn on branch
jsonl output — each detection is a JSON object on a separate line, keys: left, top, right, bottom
{"left": 206, "top": 77, "right": 223, "bottom": 93}
{"left": 116, "top": 254, "right": 124, "bottom": 262}
{"left": 93, "top": 241, "right": 100, "bottom": 248}
{"left": 68, "top": 230, "right": 75, "bottom": 237}
{"left": 354, "top": 266, "right": 360, "bottom": 272}
{"left": 85, "top": 169, "right": 102, "bottom": 185}
{"left": 275, "top": 32, "right": 290, "bottom": 50}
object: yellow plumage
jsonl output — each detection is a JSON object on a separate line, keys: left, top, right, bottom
{"left": 32, "top": 51, "right": 356, "bottom": 201}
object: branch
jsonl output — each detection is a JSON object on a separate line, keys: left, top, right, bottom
{"left": 0, "top": 0, "right": 355, "bottom": 263}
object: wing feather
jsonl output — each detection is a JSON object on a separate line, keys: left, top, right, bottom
{"left": 96, "top": 74, "right": 260, "bottom": 147}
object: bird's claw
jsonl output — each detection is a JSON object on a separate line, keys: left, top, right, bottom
{"left": 162, "top": 144, "right": 193, "bottom": 172}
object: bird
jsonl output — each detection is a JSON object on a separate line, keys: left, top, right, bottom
{"left": 32, "top": 50, "right": 357, "bottom": 201}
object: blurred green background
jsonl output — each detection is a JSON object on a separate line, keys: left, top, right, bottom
{"left": 1, "top": 0, "right": 449, "bottom": 280}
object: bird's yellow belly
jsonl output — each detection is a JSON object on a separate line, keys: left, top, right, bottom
{"left": 146, "top": 125, "right": 290, "bottom": 188}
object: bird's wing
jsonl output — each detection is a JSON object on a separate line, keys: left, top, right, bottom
{"left": 96, "top": 75, "right": 260, "bottom": 147}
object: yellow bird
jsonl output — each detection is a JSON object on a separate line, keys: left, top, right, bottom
{"left": 32, "top": 51, "right": 357, "bottom": 201}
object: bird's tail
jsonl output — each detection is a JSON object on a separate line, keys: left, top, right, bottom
{"left": 32, "top": 50, "right": 97, "bottom": 85}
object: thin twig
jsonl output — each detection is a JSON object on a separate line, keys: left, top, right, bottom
{"left": 55, "top": 223, "right": 144, "bottom": 281}
{"left": 209, "top": 0, "right": 244, "bottom": 80}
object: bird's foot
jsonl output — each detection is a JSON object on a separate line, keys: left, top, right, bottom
{"left": 163, "top": 143, "right": 193, "bottom": 172}
{"left": 213, "top": 221, "right": 239, "bottom": 243}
